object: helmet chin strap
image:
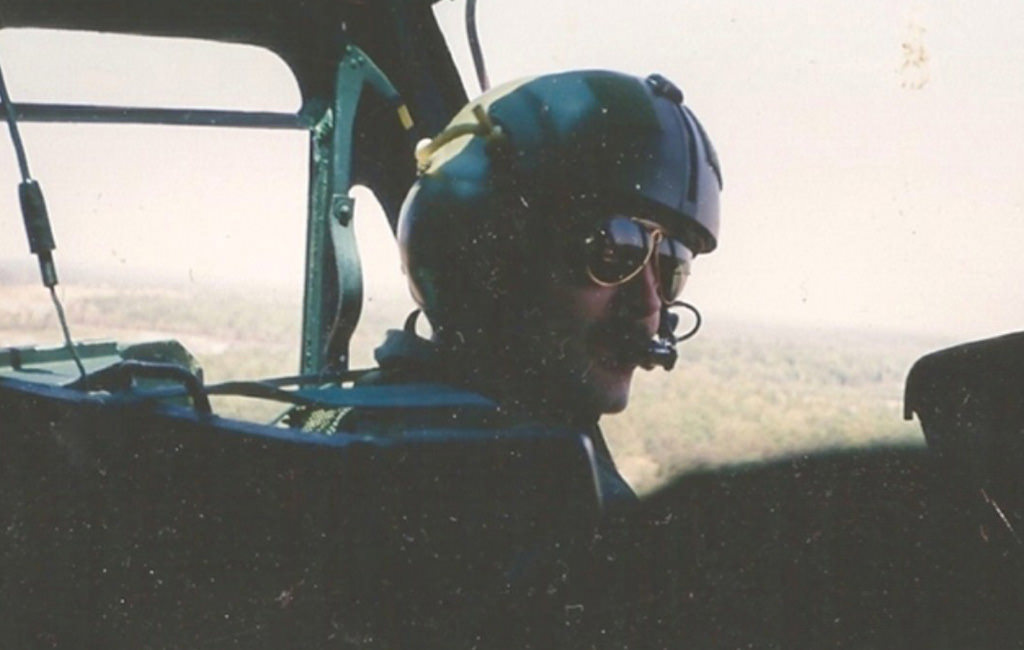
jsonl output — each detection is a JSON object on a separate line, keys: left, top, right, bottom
{"left": 638, "top": 301, "right": 702, "bottom": 371}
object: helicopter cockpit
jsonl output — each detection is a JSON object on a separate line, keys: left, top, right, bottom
{"left": 2, "top": 1, "right": 1024, "bottom": 648}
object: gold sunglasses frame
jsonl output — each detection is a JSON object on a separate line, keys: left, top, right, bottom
{"left": 583, "top": 217, "right": 691, "bottom": 304}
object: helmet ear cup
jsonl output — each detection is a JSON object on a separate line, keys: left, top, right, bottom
{"left": 402, "top": 188, "right": 532, "bottom": 340}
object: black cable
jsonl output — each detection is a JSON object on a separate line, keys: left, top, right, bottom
{"left": 49, "top": 286, "right": 87, "bottom": 378}
{"left": 465, "top": 0, "right": 490, "bottom": 92}
{"left": 669, "top": 300, "right": 702, "bottom": 342}
{"left": 0, "top": 55, "right": 87, "bottom": 380}
{"left": 0, "top": 61, "right": 30, "bottom": 180}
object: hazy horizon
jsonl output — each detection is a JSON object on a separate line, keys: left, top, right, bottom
{"left": 0, "top": 258, "right": 968, "bottom": 354}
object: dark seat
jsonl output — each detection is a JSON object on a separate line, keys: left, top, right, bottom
{"left": 0, "top": 377, "right": 600, "bottom": 648}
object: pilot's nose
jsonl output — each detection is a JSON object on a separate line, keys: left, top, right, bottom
{"left": 621, "top": 259, "right": 662, "bottom": 319}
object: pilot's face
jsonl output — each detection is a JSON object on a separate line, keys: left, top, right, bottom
{"left": 525, "top": 243, "right": 664, "bottom": 418}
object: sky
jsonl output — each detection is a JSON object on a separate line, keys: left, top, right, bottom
{"left": 438, "top": 0, "right": 1024, "bottom": 340}
{"left": 1, "top": 0, "right": 1023, "bottom": 342}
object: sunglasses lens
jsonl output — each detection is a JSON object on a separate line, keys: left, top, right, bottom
{"left": 583, "top": 216, "right": 694, "bottom": 300}
{"left": 584, "top": 217, "right": 650, "bottom": 284}
{"left": 657, "top": 236, "right": 693, "bottom": 301}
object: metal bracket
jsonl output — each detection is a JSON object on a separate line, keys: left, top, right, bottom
{"left": 299, "top": 45, "right": 411, "bottom": 376}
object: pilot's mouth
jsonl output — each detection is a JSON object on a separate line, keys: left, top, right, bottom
{"left": 589, "top": 322, "right": 654, "bottom": 371}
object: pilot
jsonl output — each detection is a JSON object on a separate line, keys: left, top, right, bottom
{"left": 296, "top": 69, "right": 721, "bottom": 511}
{"left": 293, "top": 68, "right": 721, "bottom": 649}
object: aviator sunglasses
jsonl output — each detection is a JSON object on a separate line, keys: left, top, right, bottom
{"left": 583, "top": 216, "right": 694, "bottom": 303}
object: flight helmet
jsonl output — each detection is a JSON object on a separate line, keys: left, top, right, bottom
{"left": 398, "top": 69, "right": 722, "bottom": 336}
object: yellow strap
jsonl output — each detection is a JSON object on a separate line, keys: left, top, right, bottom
{"left": 396, "top": 104, "right": 414, "bottom": 130}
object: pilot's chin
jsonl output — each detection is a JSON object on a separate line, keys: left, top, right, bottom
{"left": 594, "top": 380, "right": 632, "bottom": 415}
{"left": 602, "top": 399, "right": 629, "bottom": 415}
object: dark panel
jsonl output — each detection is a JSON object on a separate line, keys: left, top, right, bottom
{"left": 0, "top": 378, "right": 597, "bottom": 648}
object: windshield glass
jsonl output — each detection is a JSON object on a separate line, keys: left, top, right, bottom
{"left": 0, "top": 28, "right": 300, "bottom": 110}
{"left": 0, "top": 30, "right": 310, "bottom": 418}
{"left": 433, "top": 0, "right": 1024, "bottom": 491}
{"left": 0, "top": 28, "right": 423, "bottom": 419}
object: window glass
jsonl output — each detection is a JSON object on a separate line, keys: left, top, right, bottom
{"left": 0, "top": 28, "right": 300, "bottom": 110}
{"left": 0, "top": 123, "right": 308, "bottom": 378}
{"left": 348, "top": 186, "right": 421, "bottom": 370}
{"left": 0, "top": 32, "right": 307, "bottom": 422}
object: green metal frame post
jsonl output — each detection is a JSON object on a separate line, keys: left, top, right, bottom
{"left": 300, "top": 45, "right": 408, "bottom": 376}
